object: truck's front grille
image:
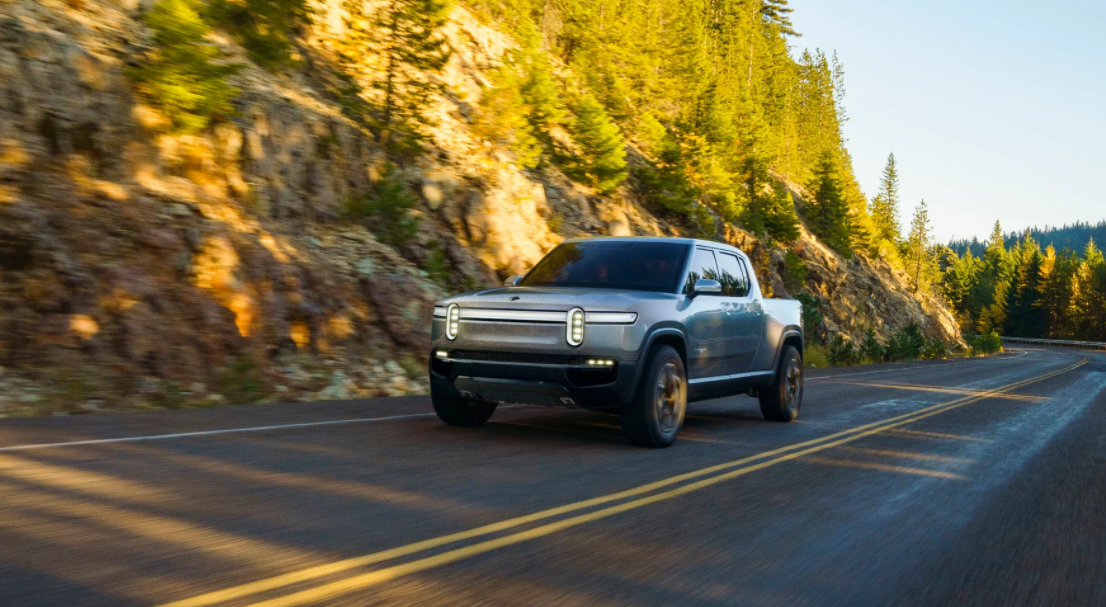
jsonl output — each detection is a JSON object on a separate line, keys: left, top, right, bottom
{"left": 448, "top": 350, "right": 583, "bottom": 366}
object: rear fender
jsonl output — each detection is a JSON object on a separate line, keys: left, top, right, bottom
{"left": 629, "top": 326, "right": 688, "bottom": 403}
{"left": 771, "top": 329, "right": 804, "bottom": 370}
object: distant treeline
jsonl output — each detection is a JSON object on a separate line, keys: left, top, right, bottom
{"left": 941, "top": 222, "right": 1106, "bottom": 342}
{"left": 950, "top": 221, "right": 1106, "bottom": 259}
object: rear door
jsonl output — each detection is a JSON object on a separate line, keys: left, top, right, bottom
{"left": 717, "top": 252, "right": 764, "bottom": 374}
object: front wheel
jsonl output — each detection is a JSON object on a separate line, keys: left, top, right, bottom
{"left": 760, "top": 345, "right": 803, "bottom": 422}
{"left": 620, "top": 345, "right": 687, "bottom": 448}
{"left": 432, "top": 389, "right": 497, "bottom": 427}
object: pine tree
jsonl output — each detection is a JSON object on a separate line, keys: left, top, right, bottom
{"left": 759, "top": 0, "right": 799, "bottom": 37}
{"left": 1004, "top": 233, "right": 1045, "bottom": 337}
{"left": 1074, "top": 239, "right": 1106, "bottom": 340}
{"left": 473, "top": 53, "right": 543, "bottom": 168}
{"left": 870, "top": 152, "right": 901, "bottom": 246}
{"left": 977, "top": 221, "right": 1013, "bottom": 334}
{"left": 128, "top": 0, "right": 240, "bottom": 133}
{"left": 805, "top": 152, "right": 852, "bottom": 256}
{"left": 568, "top": 93, "right": 628, "bottom": 194}
{"left": 1035, "top": 246, "right": 1075, "bottom": 338}
{"left": 519, "top": 50, "right": 567, "bottom": 151}
{"left": 744, "top": 182, "right": 799, "bottom": 243}
{"left": 370, "top": 0, "right": 454, "bottom": 153}
{"left": 206, "top": 0, "right": 314, "bottom": 67}
{"left": 633, "top": 111, "right": 671, "bottom": 160}
{"left": 942, "top": 247, "right": 983, "bottom": 331}
{"left": 765, "top": 187, "right": 801, "bottom": 243}
{"left": 903, "top": 200, "right": 936, "bottom": 294}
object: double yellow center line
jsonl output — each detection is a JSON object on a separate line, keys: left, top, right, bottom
{"left": 163, "top": 357, "right": 1086, "bottom": 607}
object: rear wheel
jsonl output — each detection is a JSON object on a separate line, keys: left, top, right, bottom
{"left": 759, "top": 345, "right": 803, "bottom": 422}
{"left": 620, "top": 346, "right": 687, "bottom": 448}
{"left": 432, "top": 390, "right": 497, "bottom": 427}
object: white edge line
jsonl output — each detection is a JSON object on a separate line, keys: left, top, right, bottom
{"left": 0, "top": 405, "right": 532, "bottom": 453}
{"left": 0, "top": 413, "right": 434, "bottom": 452}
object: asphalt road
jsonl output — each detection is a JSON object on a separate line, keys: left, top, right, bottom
{"left": 1, "top": 347, "right": 1104, "bottom": 607}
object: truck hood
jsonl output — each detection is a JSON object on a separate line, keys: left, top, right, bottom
{"left": 439, "top": 287, "right": 678, "bottom": 313}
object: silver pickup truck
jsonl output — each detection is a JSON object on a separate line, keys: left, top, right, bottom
{"left": 429, "top": 237, "right": 804, "bottom": 447}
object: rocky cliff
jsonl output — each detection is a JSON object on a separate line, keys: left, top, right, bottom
{"left": 0, "top": 0, "right": 960, "bottom": 416}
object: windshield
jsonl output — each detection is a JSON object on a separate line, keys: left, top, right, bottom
{"left": 520, "top": 241, "right": 690, "bottom": 293}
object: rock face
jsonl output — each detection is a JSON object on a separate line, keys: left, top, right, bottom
{"left": 0, "top": 0, "right": 960, "bottom": 415}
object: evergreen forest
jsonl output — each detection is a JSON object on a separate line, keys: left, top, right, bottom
{"left": 941, "top": 223, "right": 1106, "bottom": 342}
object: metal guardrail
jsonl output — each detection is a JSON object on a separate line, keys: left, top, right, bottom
{"left": 1000, "top": 336, "right": 1106, "bottom": 350}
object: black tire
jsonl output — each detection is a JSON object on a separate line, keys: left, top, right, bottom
{"left": 432, "top": 389, "right": 497, "bottom": 427}
{"left": 619, "top": 346, "right": 687, "bottom": 448}
{"left": 760, "top": 345, "right": 803, "bottom": 422}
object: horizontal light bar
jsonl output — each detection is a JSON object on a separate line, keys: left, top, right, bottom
{"left": 585, "top": 359, "right": 616, "bottom": 366}
{"left": 585, "top": 312, "right": 638, "bottom": 325}
{"left": 435, "top": 350, "right": 449, "bottom": 358}
{"left": 434, "top": 308, "right": 637, "bottom": 325}
{"left": 460, "top": 309, "right": 567, "bottom": 323}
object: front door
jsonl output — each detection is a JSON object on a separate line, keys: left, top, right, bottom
{"left": 717, "top": 252, "right": 764, "bottom": 375}
{"left": 682, "top": 247, "right": 728, "bottom": 381}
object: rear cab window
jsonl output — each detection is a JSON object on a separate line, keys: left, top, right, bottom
{"left": 717, "top": 252, "right": 751, "bottom": 297}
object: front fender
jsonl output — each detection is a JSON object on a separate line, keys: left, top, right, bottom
{"left": 628, "top": 324, "right": 688, "bottom": 402}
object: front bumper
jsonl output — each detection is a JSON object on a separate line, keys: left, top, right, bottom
{"left": 429, "top": 350, "right": 641, "bottom": 410}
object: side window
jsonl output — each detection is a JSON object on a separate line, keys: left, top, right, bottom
{"left": 717, "top": 253, "right": 750, "bottom": 297}
{"left": 737, "top": 258, "right": 753, "bottom": 296}
{"left": 683, "top": 248, "right": 719, "bottom": 294}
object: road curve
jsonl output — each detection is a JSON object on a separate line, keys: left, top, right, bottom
{"left": 0, "top": 347, "right": 1104, "bottom": 606}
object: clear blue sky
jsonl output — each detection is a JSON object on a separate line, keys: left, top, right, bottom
{"left": 787, "top": 0, "right": 1106, "bottom": 243}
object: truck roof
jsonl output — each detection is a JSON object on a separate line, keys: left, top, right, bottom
{"left": 563, "top": 236, "right": 747, "bottom": 256}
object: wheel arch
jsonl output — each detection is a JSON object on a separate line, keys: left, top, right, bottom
{"left": 644, "top": 328, "right": 688, "bottom": 368}
{"left": 629, "top": 327, "right": 688, "bottom": 403}
{"left": 774, "top": 328, "right": 804, "bottom": 367}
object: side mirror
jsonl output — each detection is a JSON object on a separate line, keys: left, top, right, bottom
{"left": 692, "top": 278, "right": 722, "bottom": 296}
{"left": 504, "top": 276, "right": 522, "bottom": 287}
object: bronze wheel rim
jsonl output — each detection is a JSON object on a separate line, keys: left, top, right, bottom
{"left": 784, "top": 357, "right": 802, "bottom": 416}
{"left": 654, "top": 361, "right": 687, "bottom": 435}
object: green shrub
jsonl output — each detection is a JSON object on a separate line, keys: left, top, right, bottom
{"left": 922, "top": 338, "right": 948, "bottom": 359}
{"left": 887, "top": 324, "right": 926, "bottom": 361}
{"left": 828, "top": 335, "right": 860, "bottom": 366}
{"left": 343, "top": 165, "right": 419, "bottom": 247}
{"left": 804, "top": 344, "right": 830, "bottom": 369}
{"left": 859, "top": 328, "right": 886, "bottom": 363}
{"left": 206, "top": 0, "right": 313, "bottom": 68}
{"left": 128, "top": 0, "right": 240, "bottom": 132}
{"left": 150, "top": 381, "right": 189, "bottom": 409}
{"left": 547, "top": 213, "right": 565, "bottom": 235}
{"left": 398, "top": 353, "right": 424, "bottom": 379}
{"left": 423, "top": 240, "right": 450, "bottom": 286}
{"left": 217, "top": 354, "right": 269, "bottom": 405}
{"left": 782, "top": 249, "right": 807, "bottom": 293}
{"left": 968, "top": 332, "right": 1003, "bottom": 355}
{"left": 794, "top": 293, "right": 823, "bottom": 346}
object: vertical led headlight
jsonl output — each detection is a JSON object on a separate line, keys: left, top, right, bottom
{"left": 567, "top": 308, "right": 585, "bottom": 346}
{"left": 446, "top": 304, "right": 460, "bottom": 340}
